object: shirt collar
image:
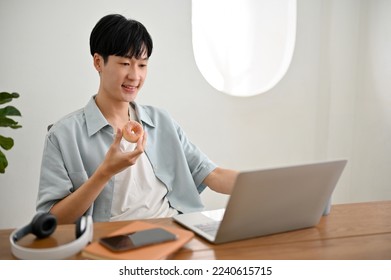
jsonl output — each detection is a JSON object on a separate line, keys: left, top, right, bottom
{"left": 84, "top": 96, "right": 156, "bottom": 137}
{"left": 131, "top": 101, "right": 155, "bottom": 128}
{"left": 84, "top": 96, "right": 110, "bottom": 137}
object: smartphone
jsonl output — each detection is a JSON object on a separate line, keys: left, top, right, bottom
{"left": 99, "top": 228, "right": 177, "bottom": 252}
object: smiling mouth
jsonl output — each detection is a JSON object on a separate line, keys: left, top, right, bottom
{"left": 122, "top": 84, "right": 137, "bottom": 91}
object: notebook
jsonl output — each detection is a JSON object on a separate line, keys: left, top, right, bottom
{"left": 174, "top": 159, "right": 347, "bottom": 244}
{"left": 82, "top": 221, "right": 194, "bottom": 260}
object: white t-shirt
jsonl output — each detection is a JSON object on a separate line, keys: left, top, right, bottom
{"left": 110, "top": 110, "right": 178, "bottom": 221}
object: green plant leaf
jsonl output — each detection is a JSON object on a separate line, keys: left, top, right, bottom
{"left": 0, "top": 116, "right": 22, "bottom": 128}
{"left": 0, "top": 135, "right": 14, "bottom": 150}
{"left": 0, "top": 92, "right": 20, "bottom": 105}
{"left": 0, "top": 91, "right": 21, "bottom": 174}
{"left": 0, "top": 106, "right": 22, "bottom": 117}
{"left": 0, "top": 149, "right": 8, "bottom": 173}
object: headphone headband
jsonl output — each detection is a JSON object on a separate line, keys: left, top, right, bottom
{"left": 10, "top": 215, "right": 93, "bottom": 260}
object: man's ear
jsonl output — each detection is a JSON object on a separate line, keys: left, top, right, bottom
{"left": 93, "top": 53, "right": 103, "bottom": 73}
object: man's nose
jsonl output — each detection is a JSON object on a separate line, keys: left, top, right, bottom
{"left": 127, "top": 66, "right": 139, "bottom": 80}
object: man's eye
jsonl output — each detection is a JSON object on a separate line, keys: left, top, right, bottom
{"left": 121, "top": 62, "right": 130, "bottom": 66}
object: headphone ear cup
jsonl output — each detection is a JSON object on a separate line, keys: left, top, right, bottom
{"left": 31, "top": 212, "right": 57, "bottom": 239}
{"left": 75, "top": 216, "right": 87, "bottom": 239}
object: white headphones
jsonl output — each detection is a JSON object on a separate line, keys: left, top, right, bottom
{"left": 9, "top": 212, "right": 93, "bottom": 260}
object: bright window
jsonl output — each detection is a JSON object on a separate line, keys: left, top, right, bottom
{"left": 192, "top": 0, "right": 296, "bottom": 97}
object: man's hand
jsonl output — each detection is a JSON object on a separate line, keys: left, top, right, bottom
{"left": 98, "top": 128, "right": 147, "bottom": 179}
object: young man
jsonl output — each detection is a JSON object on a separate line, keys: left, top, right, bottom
{"left": 36, "top": 14, "right": 237, "bottom": 224}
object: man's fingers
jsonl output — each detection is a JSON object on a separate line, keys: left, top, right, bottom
{"left": 113, "top": 128, "right": 123, "bottom": 145}
{"left": 134, "top": 131, "right": 147, "bottom": 153}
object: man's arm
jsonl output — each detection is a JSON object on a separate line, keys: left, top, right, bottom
{"left": 203, "top": 167, "right": 239, "bottom": 194}
{"left": 50, "top": 129, "right": 147, "bottom": 224}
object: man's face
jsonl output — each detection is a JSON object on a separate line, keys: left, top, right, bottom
{"left": 97, "top": 54, "right": 148, "bottom": 103}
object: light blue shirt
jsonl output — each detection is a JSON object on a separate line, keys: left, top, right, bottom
{"left": 36, "top": 96, "right": 217, "bottom": 222}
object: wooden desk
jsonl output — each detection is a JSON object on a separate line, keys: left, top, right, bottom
{"left": 1, "top": 201, "right": 391, "bottom": 260}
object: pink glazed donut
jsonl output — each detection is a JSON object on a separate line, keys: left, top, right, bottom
{"left": 122, "top": 120, "right": 144, "bottom": 143}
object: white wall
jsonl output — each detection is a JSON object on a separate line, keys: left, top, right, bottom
{"left": 0, "top": 0, "right": 390, "bottom": 229}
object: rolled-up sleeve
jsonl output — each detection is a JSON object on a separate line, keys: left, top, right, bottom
{"left": 36, "top": 132, "right": 74, "bottom": 213}
{"left": 174, "top": 120, "right": 217, "bottom": 193}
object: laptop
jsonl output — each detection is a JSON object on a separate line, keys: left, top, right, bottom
{"left": 173, "top": 159, "right": 347, "bottom": 244}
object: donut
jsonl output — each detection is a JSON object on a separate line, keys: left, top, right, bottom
{"left": 122, "top": 120, "right": 144, "bottom": 143}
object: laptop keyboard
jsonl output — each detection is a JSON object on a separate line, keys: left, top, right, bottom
{"left": 194, "top": 221, "right": 220, "bottom": 236}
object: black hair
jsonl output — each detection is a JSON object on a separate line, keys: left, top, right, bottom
{"left": 90, "top": 14, "right": 153, "bottom": 63}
